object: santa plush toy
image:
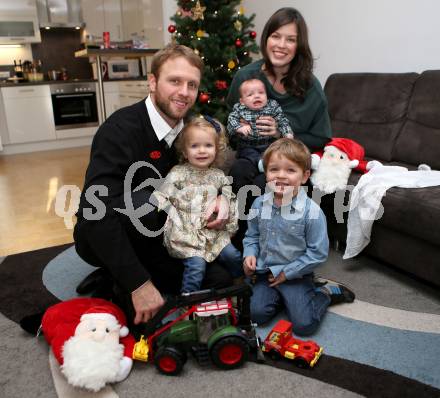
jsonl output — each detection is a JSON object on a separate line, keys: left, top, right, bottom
{"left": 310, "top": 138, "right": 381, "bottom": 194}
{"left": 41, "top": 297, "right": 136, "bottom": 392}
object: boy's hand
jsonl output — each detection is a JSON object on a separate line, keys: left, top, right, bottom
{"left": 237, "top": 124, "right": 251, "bottom": 136}
{"left": 268, "top": 271, "right": 287, "bottom": 287}
{"left": 243, "top": 256, "right": 257, "bottom": 276}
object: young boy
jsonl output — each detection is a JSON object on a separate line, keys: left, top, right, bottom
{"left": 243, "top": 138, "right": 355, "bottom": 336}
{"left": 227, "top": 77, "right": 293, "bottom": 169}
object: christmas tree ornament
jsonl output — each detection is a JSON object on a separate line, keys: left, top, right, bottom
{"left": 235, "top": 38, "right": 243, "bottom": 48}
{"left": 228, "top": 60, "right": 236, "bottom": 69}
{"left": 249, "top": 30, "right": 257, "bottom": 39}
{"left": 199, "top": 92, "right": 210, "bottom": 103}
{"left": 176, "top": 10, "right": 182, "bottom": 17}
{"left": 191, "top": 0, "right": 206, "bottom": 21}
{"left": 196, "top": 29, "right": 205, "bottom": 38}
{"left": 215, "top": 80, "right": 228, "bottom": 90}
{"left": 234, "top": 20, "right": 243, "bottom": 32}
{"left": 168, "top": 24, "right": 176, "bottom": 33}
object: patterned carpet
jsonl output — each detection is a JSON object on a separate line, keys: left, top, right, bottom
{"left": 0, "top": 244, "right": 439, "bottom": 397}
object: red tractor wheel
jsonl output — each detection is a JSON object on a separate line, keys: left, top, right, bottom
{"left": 210, "top": 336, "right": 249, "bottom": 370}
{"left": 154, "top": 346, "right": 185, "bottom": 375}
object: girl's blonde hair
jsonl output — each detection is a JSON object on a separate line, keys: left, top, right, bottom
{"left": 175, "top": 116, "right": 228, "bottom": 167}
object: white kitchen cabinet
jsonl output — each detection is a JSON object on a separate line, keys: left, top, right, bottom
{"left": 81, "top": 0, "right": 123, "bottom": 42}
{"left": 103, "top": 80, "right": 149, "bottom": 118}
{"left": 121, "top": 0, "right": 164, "bottom": 47}
{"left": 118, "top": 80, "right": 149, "bottom": 108}
{"left": 1, "top": 85, "right": 56, "bottom": 144}
{"left": 103, "top": 81, "right": 121, "bottom": 118}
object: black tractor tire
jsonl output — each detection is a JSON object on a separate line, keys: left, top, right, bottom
{"left": 210, "top": 336, "right": 249, "bottom": 370}
{"left": 154, "top": 346, "right": 186, "bottom": 376}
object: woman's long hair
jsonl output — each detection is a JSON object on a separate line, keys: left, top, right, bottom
{"left": 261, "top": 7, "right": 313, "bottom": 100}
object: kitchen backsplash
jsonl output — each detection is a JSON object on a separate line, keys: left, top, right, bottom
{"left": 31, "top": 28, "right": 92, "bottom": 80}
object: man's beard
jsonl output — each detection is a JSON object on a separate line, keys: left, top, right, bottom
{"left": 154, "top": 93, "right": 187, "bottom": 124}
{"left": 62, "top": 336, "right": 124, "bottom": 392}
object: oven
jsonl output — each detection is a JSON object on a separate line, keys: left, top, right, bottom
{"left": 50, "top": 83, "right": 99, "bottom": 130}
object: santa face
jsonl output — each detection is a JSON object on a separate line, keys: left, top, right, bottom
{"left": 75, "top": 318, "right": 120, "bottom": 344}
{"left": 265, "top": 153, "right": 310, "bottom": 202}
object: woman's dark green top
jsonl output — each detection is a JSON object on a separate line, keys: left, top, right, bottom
{"left": 226, "top": 59, "right": 332, "bottom": 152}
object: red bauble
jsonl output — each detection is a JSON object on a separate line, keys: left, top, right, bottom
{"left": 249, "top": 31, "right": 257, "bottom": 39}
{"left": 199, "top": 92, "right": 210, "bottom": 103}
{"left": 235, "top": 38, "right": 243, "bottom": 48}
{"left": 168, "top": 25, "right": 176, "bottom": 33}
{"left": 215, "top": 80, "right": 228, "bottom": 90}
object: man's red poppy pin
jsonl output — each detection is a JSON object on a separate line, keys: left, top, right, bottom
{"left": 149, "top": 150, "right": 161, "bottom": 159}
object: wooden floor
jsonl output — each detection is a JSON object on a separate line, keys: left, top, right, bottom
{"left": 0, "top": 146, "right": 90, "bottom": 257}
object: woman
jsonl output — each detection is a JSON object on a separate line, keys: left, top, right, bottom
{"left": 227, "top": 7, "right": 332, "bottom": 194}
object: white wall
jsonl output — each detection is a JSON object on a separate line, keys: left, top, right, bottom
{"left": 243, "top": 0, "right": 440, "bottom": 84}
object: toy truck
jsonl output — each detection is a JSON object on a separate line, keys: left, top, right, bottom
{"left": 133, "top": 284, "right": 262, "bottom": 375}
{"left": 261, "top": 319, "right": 323, "bottom": 368}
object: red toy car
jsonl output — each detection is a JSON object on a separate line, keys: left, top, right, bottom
{"left": 262, "top": 319, "right": 323, "bottom": 368}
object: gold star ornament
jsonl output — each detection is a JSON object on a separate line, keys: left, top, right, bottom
{"left": 191, "top": 0, "right": 206, "bottom": 21}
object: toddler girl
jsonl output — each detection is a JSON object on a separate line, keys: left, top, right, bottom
{"left": 153, "top": 116, "right": 242, "bottom": 293}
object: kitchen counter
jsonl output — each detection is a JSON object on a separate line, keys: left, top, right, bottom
{"left": 0, "top": 77, "right": 147, "bottom": 88}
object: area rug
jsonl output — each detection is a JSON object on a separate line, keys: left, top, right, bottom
{"left": 1, "top": 244, "right": 439, "bottom": 398}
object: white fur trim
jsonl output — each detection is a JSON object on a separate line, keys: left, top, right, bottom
{"left": 311, "top": 153, "right": 321, "bottom": 170}
{"left": 119, "top": 326, "right": 129, "bottom": 337}
{"left": 115, "top": 357, "right": 133, "bottom": 382}
{"left": 81, "top": 313, "right": 119, "bottom": 327}
{"left": 349, "top": 159, "right": 359, "bottom": 169}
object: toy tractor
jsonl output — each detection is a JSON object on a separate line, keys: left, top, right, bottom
{"left": 133, "top": 284, "right": 262, "bottom": 375}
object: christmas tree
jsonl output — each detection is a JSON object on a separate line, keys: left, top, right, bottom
{"left": 169, "top": 0, "right": 259, "bottom": 123}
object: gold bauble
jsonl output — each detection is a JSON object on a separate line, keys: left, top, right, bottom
{"left": 228, "top": 60, "right": 236, "bottom": 69}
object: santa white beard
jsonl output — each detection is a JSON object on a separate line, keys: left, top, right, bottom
{"left": 310, "top": 157, "right": 352, "bottom": 194}
{"left": 62, "top": 336, "right": 124, "bottom": 392}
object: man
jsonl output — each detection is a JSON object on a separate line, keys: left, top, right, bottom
{"left": 74, "top": 44, "right": 231, "bottom": 326}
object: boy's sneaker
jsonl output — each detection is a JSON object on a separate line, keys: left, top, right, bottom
{"left": 315, "top": 277, "right": 355, "bottom": 305}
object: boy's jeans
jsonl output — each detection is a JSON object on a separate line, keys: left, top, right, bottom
{"left": 249, "top": 273, "right": 331, "bottom": 336}
{"left": 181, "top": 243, "right": 243, "bottom": 293}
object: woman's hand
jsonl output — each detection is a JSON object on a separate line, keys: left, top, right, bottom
{"left": 256, "top": 116, "right": 278, "bottom": 137}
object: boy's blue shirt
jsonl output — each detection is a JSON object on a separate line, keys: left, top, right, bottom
{"left": 243, "top": 189, "right": 329, "bottom": 279}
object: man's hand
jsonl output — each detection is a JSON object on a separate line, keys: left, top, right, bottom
{"left": 236, "top": 124, "right": 251, "bottom": 136}
{"left": 268, "top": 271, "right": 287, "bottom": 287}
{"left": 256, "top": 116, "right": 278, "bottom": 137}
{"left": 243, "top": 256, "right": 257, "bottom": 276}
{"left": 131, "top": 280, "right": 165, "bottom": 324}
{"left": 205, "top": 195, "right": 229, "bottom": 230}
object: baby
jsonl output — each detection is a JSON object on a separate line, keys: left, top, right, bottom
{"left": 227, "top": 77, "right": 294, "bottom": 168}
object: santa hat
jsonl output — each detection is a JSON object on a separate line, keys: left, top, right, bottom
{"left": 80, "top": 305, "right": 129, "bottom": 337}
{"left": 326, "top": 138, "right": 364, "bottom": 164}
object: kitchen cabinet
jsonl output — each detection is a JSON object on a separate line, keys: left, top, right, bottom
{"left": 1, "top": 85, "right": 56, "bottom": 144}
{"left": 103, "top": 80, "right": 149, "bottom": 118}
{"left": 121, "top": 0, "right": 164, "bottom": 47}
{"left": 81, "top": 0, "right": 123, "bottom": 42}
{"left": 118, "top": 80, "right": 149, "bottom": 108}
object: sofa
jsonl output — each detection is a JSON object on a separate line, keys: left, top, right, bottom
{"left": 321, "top": 70, "right": 440, "bottom": 286}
